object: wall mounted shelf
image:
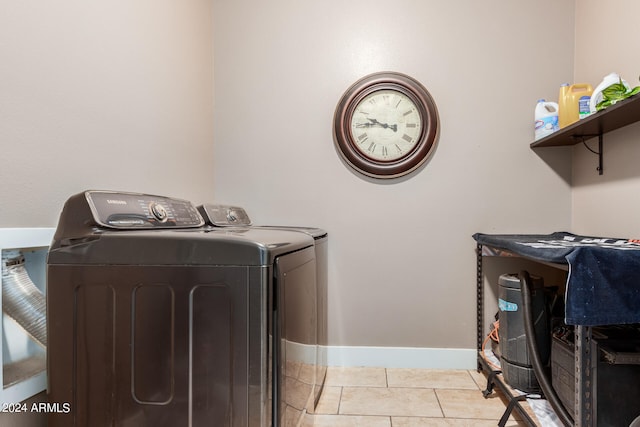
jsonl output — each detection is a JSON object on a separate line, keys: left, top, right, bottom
{"left": 530, "top": 94, "right": 640, "bottom": 175}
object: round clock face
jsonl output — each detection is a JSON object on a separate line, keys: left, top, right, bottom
{"left": 333, "top": 72, "right": 439, "bottom": 179}
{"left": 349, "top": 89, "right": 422, "bottom": 162}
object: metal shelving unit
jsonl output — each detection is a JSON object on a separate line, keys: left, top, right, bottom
{"left": 475, "top": 243, "right": 595, "bottom": 427}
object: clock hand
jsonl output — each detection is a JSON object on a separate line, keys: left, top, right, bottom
{"left": 367, "top": 118, "right": 398, "bottom": 132}
{"left": 354, "top": 122, "right": 375, "bottom": 128}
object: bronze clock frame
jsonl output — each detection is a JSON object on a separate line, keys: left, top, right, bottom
{"left": 333, "top": 71, "right": 439, "bottom": 179}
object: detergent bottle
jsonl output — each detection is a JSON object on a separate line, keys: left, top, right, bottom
{"left": 534, "top": 99, "right": 559, "bottom": 140}
{"left": 558, "top": 83, "right": 593, "bottom": 128}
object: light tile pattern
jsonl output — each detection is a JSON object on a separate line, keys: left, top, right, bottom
{"left": 302, "top": 367, "right": 536, "bottom": 427}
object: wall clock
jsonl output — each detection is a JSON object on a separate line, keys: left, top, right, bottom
{"left": 333, "top": 71, "right": 439, "bottom": 179}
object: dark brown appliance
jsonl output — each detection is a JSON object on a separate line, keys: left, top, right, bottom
{"left": 46, "top": 191, "right": 316, "bottom": 427}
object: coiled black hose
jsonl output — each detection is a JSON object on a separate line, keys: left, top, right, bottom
{"left": 519, "top": 270, "right": 573, "bottom": 427}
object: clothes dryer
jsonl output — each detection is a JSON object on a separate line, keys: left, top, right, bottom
{"left": 46, "top": 191, "right": 316, "bottom": 427}
{"left": 196, "top": 205, "right": 328, "bottom": 415}
{"left": 256, "top": 225, "right": 327, "bottom": 412}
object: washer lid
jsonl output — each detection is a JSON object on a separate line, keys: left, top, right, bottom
{"left": 47, "top": 227, "right": 314, "bottom": 266}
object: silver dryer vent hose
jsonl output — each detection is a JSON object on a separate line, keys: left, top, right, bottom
{"left": 2, "top": 250, "right": 47, "bottom": 348}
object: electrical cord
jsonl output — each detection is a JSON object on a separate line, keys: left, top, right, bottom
{"left": 481, "top": 320, "right": 502, "bottom": 371}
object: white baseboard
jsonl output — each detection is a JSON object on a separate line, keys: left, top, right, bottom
{"left": 325, "top": 346, "right": 477, "bottom": 370}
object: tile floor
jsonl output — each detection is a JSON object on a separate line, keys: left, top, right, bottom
{"left": 303, "top": 367, "right": 535, "bottom": 426}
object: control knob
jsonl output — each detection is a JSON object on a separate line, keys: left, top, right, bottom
{"left": 150, "top": 202, "right": 168, "bottom": 222}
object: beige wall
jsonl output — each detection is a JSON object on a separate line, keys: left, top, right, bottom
{"left": 0, "top": 0, "right": 215, "bottom": 227}
{"left": 572, "top": 0, "right": 640, "bottom": 237}
{"left": 8, "top": 0, "right": 636, "bottom": 386}
{"left": 212, "top": 0, "right": 575, "bottom": 349}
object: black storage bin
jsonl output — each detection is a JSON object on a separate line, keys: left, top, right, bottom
{"left": 498, "top": 273, "right": 549, "bottom": 392}
{"left": 551, "top": 326, "right": 640, "bottom": 426}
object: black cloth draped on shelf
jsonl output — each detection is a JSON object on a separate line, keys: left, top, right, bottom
{"left": 473, "top": 231, "right": 640, "bottom": 326}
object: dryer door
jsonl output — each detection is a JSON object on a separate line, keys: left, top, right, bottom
{"left": 273, "top": 246, "right": 316, "bottom": 427}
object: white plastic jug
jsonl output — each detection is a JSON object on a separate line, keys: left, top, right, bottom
{"left": 534, "top": 99, "right": 559, "bottom": 140}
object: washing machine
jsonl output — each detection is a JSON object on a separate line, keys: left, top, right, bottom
{"left": 196, "top": 204, "right": 328, "bottom": 420}
{"left": 46, "top": 190, "right": 316, "bottom": 427}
